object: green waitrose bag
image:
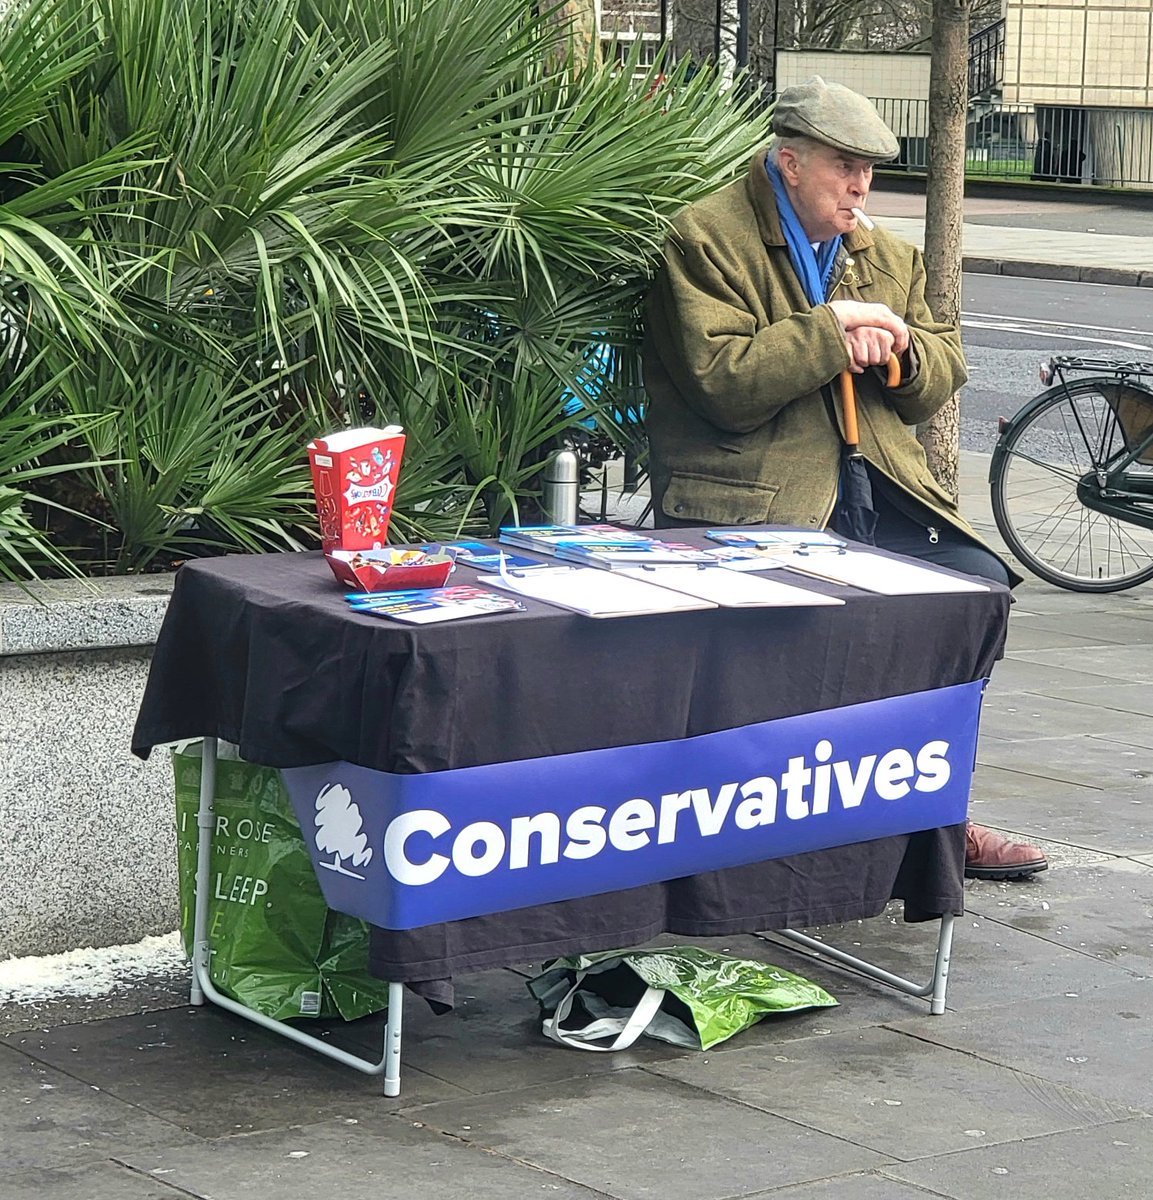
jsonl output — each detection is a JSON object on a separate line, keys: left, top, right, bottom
{"left": 528, "top": 945, "right": 838, "bottom": 1051}
{"left": 173, "top": 743, "right": 391, "bottom": 1022}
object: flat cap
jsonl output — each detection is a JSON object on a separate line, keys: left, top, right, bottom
{"left": 772, "top": 76, "right": 899, "bottom": 160}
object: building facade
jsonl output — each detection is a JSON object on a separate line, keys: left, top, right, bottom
{"left": 1003, "top": 0, "right": 1153, "bottom": 187}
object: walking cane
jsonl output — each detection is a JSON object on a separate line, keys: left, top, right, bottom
{"left": 835, "top": 353, "right": 903, "bottom": 544}
{"left": 838, "top": 353, "right": 902, "bottom": 455}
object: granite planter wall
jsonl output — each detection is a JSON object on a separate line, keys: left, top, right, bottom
{"left": 0, "top": 577, "right": 179, "bottom": 959}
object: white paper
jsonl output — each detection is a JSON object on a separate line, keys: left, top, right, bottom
{"left": 707, "top": 528, "right": 846, "bottom": 549}
{"left": 376, "top": 600, "right": 509, "bottom": 624}
{"left": 479, "top": 564, "right": 717, "bottom": 618}
{"left": 616, "top": 565, "right": 845, "bottom": 608}
{"left": 701, "top": 547, "right": 789, "bottom": 571}
{"left": 784, "top": 549, "right": 992, "bottom": 595}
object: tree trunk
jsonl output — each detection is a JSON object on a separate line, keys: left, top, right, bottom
{"left": 716, "top": 0, "right": 740, "bottom": 84}
{"left": 545, "top": 0, "right": 602, "bottom": 68}
{"left": 918, "top": 0, "right": 971, "bottom": 502}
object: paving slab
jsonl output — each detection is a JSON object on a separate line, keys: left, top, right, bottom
{"left": 0, "top": 968, "right": 192, "bottom": 1039}
{"left": 0, "top": 1007, "right": 464, "bottom": 1139}
{"left": 976, "top": 734, "right": 1153, "bottom": 791}
{"left": 764, "top": 901, "right": 1144, "bottom": 1014}
{"left": 122, "top": 1115, "right": 605, "bottom": 1200}
{"left": 0, "top": 1041, "right": 196, "bottom": 1173}
{"left": 966, "top": 859, "right": 1153, "bottom": 974}
{"left": 1008, "top": 588, "right": 1153, "bottom": 618}
{"left": 1002, "top": 617, "right": 1119, "bottom": 653}
{"left": 338, "top": 939, "right": 917, "bottom": 1096}
{"left": 647, "top": 1025, "right": 1135, "bottom": 1160}
{"left": 0, "top": 1161, "right": 190, "bottom": 1200}
{"left": 881, "top": 1118, "right": 1153, "bottom": 1200}
{"left": 1009, "top": 643, "right": 1153, "bottom": 687}
{"left": 1007, "top": 606, "right": 1153, "bottom": 641}
{"left": 969, "top": 768, "right": 1153, "bottom": 857}
{"left": 978, "top": 690, "right": 1153, "bottom": 743}
{"left": 985, "top": 655, "right": 1121, "bottom": 693}
{"left": 889, "top": 978, "right": 1153, "bottom": 1112}
{"left": 1040, "top": 681, "right": 1153, "bottom": 719}
{"left": 1091, "top": 725, "right": 1153, "bottom": 752}
{"left": 735, "top": 1173, "right": 969, "bottom": 1200}
{"left": 412, "top": 1069, "right": 892, "bottom": 1199}
{"left": 334, "top": 967, "right": 692, "bottom": 1096}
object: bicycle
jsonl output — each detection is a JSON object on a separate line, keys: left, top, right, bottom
{"left": 989, "top": 354, "right": 1153, "bottom": 592}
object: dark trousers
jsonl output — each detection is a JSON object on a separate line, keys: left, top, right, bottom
{"left": 655, "top": 470, "right": 1011, "bottom": 588}
{"left": 856, "top": 473, "right": 1011, "bottom": 588}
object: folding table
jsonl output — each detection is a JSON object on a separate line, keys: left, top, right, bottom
{"left": 132, "top": 543, "right": 1010, "bottom": 1095}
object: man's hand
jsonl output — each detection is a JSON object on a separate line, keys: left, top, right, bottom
{"left": 827, "top": 300, "right": 910, "bottom": 356}
{"left": 843, "top": 325, "right": 895, "bottom": 373}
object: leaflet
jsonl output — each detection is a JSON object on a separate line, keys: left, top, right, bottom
{"left": 615, "top": 565, "right": 845, "bottom": 608}
{"left": 478, "top": 564, "right": 717, "bottom": 619}
{"left": 706, "top": 527, "right": 847, "bottom": 549}
{"left": 442, "top": 540, "right": 546, "bottom": 571}
{"left": 499, "top": 523, "right": 653, "bottom": 553}
{"left": 553, "top": 539, "right": 715, "bottom": 568}
{"left": 346, "top": 585, "right": 525, "bottom": 624}
{"left": 700, "top": 546, "right": 791, "bottom": 571}
{"left": 783, "top": 549, "right": 992, "bottom": 595}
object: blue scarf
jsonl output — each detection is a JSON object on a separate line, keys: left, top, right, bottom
{"left": 765, "top": 157, "right": 842, "bottom": 305}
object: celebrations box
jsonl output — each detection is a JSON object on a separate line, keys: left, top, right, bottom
{"left": 308, "top": 425, "right": 406, "bottom": 552}
{"left": 325, "top": 548, "right": 454, "bottom": 593}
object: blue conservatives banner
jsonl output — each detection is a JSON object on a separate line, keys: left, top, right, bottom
{"left": 281, "top": 680, "right": 985, "bottom": 930}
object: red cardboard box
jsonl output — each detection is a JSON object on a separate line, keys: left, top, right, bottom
{"left": 324, "top": 548, "right": 455, "bottom": 592}
{"left": 307, "top": 426, "right": 406, "bottom": 552}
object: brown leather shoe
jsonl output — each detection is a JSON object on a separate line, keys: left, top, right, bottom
{"left": 964, "top": 822, "right": 1048, "bottom": 881}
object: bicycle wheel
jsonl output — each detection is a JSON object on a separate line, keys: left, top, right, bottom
{"left": 991, "top": 380, "right": 1153, "bottom": 592}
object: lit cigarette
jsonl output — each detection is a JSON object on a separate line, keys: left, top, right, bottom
{"left": 850, "top": 207, "right": 874, "bottom": 230}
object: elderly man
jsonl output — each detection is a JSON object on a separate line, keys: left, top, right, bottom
{"left": 643, "top": 76, "right": 1045, "bottom": 882}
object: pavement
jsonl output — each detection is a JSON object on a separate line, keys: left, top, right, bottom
{"left": 4, "top": 189, "right": 1153, "bottom": 1200}
{"left": 868, "top": 178, "right": 1153, "bottom": 288}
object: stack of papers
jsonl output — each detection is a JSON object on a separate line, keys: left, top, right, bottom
{"left": 479, "top": 565, "right": 717, "bottom": 619}
{"left": 554, "top": 540, "right": 715, "bottom": 568}
{"left": 706, "top": 528, "right": 847, "bottom": 550}
{"left": 442, "top": 540, "right": 545, "bottom": 571}
{"left": 616, "top": 565, "right": 844, "bottom": 608}
{"left": 784, "top": 549, "right": 992, "bottom": 595}
{"left": 701, "top": 546, "right": 791, "bottom": 571}
{"left": 347, "top": 585, "right": 525, "bottom": 624}
{"left": 499, "top": 523, "right": 653, "bottom": 553}
{"left": 499, "top": 523, "right": 714, "bottom": 569}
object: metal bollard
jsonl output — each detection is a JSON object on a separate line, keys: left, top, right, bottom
{"left": 541, "top": 449, "right": 580, "bottom": 526}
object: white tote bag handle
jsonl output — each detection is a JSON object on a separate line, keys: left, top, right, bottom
{"left": 541, "top": 971, "right": 666, "bottom": 1052}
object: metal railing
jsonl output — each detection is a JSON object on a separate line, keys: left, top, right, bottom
{"left": 968, "top": 18, "right": 1005, "bottom": 98}
{"left": 872, "top": 97, "right": 1153, "bottom": 190}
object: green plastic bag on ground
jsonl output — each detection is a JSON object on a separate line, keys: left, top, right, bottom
{"left": 528, "top": 945, "right": 838, "bottom": 1051}
{"left": 173, "top": 743, "right": 391, "bottom": 1023}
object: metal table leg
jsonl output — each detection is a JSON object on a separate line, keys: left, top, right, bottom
{"left": 190, "top": 737, "right": 405, "bottom": 1094}
{"left": 767, "top": 912, "right": 956, "bottom": 1015}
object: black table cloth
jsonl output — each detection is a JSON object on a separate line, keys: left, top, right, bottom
{"left": 132, "top": 544, "right": 1010, "bottom": 993}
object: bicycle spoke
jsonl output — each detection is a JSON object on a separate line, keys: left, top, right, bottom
{"left": 992, "top": 381, "right": 1153, "bottom": 590}
{"left": 1002, "top": 449, "right": 1082, "bottom": 486}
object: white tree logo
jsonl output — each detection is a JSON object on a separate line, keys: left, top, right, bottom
{"left": 314, "top": 783, "right": 374, "bottom": 879}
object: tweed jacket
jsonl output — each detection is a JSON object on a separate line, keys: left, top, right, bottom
{"left": 643, "top": 149, "right": 982, "bottom": 548}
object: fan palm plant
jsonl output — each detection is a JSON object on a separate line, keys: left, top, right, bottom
{"left": 1, "top": 0, "right": 771, "bottom": 574}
